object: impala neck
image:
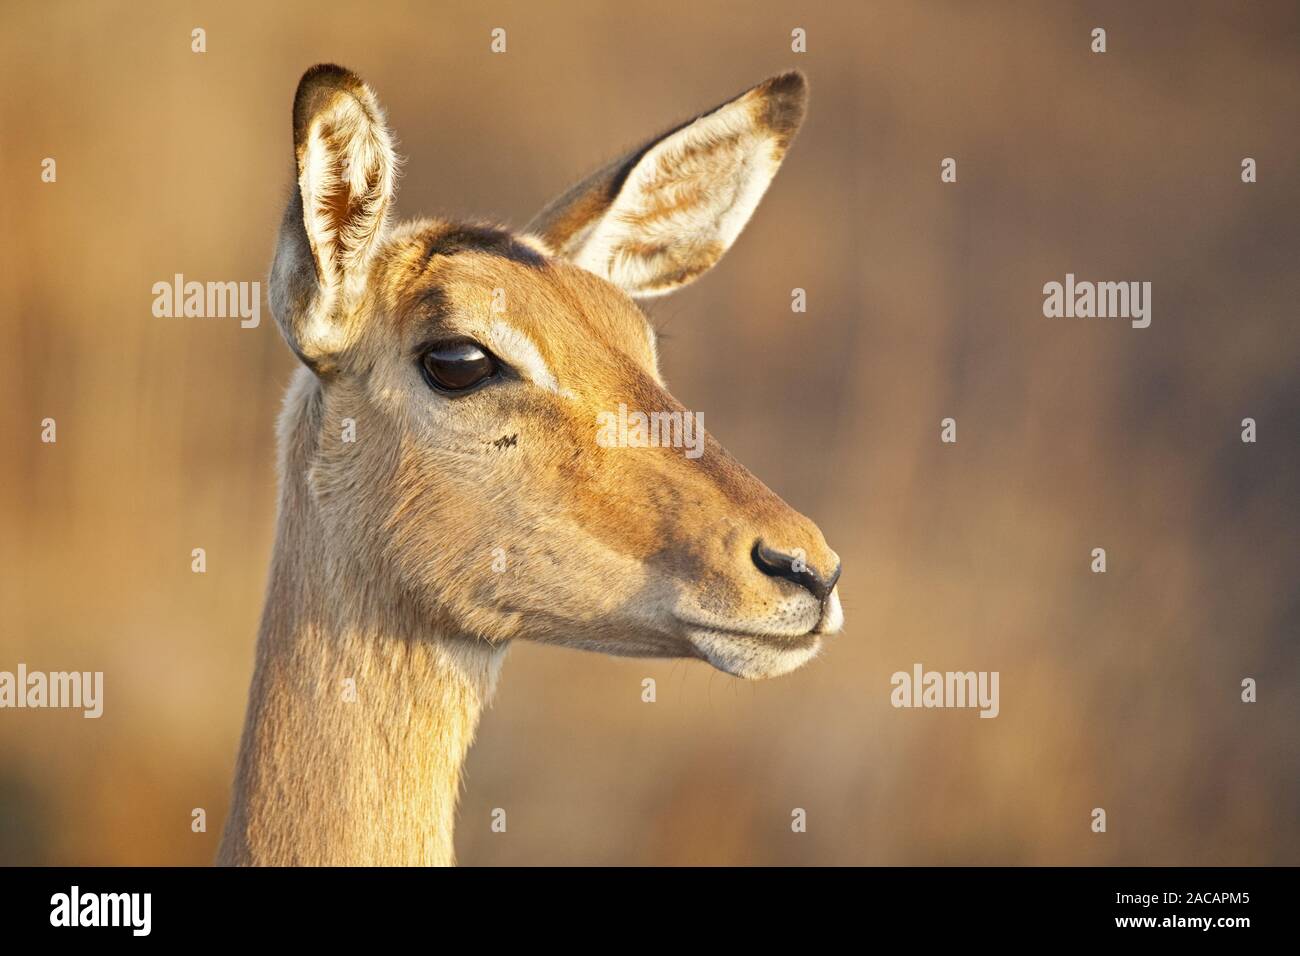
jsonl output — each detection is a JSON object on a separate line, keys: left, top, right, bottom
{"left": 218, "top": 376, "right": 505, "bottom": 866}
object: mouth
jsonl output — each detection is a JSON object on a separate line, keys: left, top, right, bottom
{"left": 682, "top": 624, "right": 821, "bottom": 647}
{"left": 818, "top": 589, "right": 845, "bottom": 635}
{"left": 675, "top": 588, "right": 843, "bottom": 680}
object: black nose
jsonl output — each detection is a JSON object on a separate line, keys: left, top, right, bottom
{"left": 751, "top": 540, "right": 841, "bottom": 603}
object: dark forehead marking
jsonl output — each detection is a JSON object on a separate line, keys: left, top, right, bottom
{"left": 414, "top": 283, "right": 447, "bottom": 317}
{"left": 423, "top": 223, "right": 547, "bottom": 269}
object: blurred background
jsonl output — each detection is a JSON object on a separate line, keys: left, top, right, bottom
{"left": 1, "top": 0, "right": 1297, "bottom": 865}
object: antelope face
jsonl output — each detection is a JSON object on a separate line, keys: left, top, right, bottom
{"left": 271, "top": 65, "right": 842, "bottom": 679}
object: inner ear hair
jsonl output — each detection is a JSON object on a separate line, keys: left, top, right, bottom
{"left": 526, "top": 71, "right": 808, "bottom": 298}
{"left": 270, "top": 64, "right": 398, "bottom": 369}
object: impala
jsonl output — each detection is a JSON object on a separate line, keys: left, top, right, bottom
{"left": 218, "top": 64, "right": 842, "bottom": 866}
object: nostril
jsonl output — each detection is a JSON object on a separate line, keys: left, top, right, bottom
{"left": 824, "top": 561, "right": 842, "bottom": 595}
{"left": 751, "top": 539, "right": 838, "bottom": 604}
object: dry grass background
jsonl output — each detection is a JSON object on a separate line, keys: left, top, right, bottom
{"left": 1, "top": 0, "right": 1297, "bottom": 865}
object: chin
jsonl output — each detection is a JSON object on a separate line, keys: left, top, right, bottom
{"left": 687, "top": 629, "right": 824, "bottom": 680}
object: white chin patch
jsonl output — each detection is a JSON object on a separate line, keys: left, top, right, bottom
{"left": 820, "top": 589, "right": 844, "bottom": 634}
{"left": 688, "top": 630, "right": 822, "bottom": 680}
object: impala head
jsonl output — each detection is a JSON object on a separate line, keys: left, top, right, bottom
{"left": 269, "top": 64, "right": 842, "bottom": 679}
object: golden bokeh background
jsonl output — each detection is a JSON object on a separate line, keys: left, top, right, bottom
{"left": 1, "top": 0, "right": 1297, "bottom": 865}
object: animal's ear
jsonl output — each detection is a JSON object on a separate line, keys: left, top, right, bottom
{"left": 525, "top": 72, "right": 807, "bottom": 298}
{"left": 270, "top": 64, "right": 397, "bottom": 370}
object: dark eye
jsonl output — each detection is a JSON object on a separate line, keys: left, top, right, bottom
{"left": 419, "top": 341, "right": 498, "bottom": 393}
